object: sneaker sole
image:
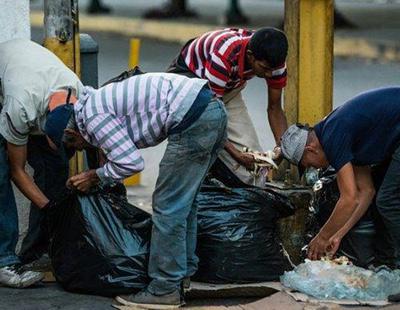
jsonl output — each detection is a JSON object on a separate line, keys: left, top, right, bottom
{"left": 115, "top": 296, "right": 184, "bottom": 309}
{"left": 0, "top": 273, "right": 44, "bottom": 289}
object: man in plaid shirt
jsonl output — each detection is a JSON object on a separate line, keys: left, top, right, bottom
{"left": 168, "top": 27, "right": 288, "bottom": 187}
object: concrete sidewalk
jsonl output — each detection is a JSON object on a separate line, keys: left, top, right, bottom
{"left": 30, "top": 0, "right": 400, "bottom": 62}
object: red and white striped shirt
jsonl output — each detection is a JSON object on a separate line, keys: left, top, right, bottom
{"left": 181, "top": 28, "right": 287, "bottom": 97}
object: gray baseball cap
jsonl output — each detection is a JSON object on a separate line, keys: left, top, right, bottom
{"left": 280, "top": 124, "right": 310, "bottom": 165}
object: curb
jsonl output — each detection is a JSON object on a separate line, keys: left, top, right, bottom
{"left": 31, "top": 11, "right": 400, "bottom": 62}
{"left": 334, "top": 37, "right": 400, "bottom": 62}
{"left": 31, "top": 11, "right": 215, "bottom": 45}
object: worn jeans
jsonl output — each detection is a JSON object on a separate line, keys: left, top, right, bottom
{"left": 0, "top": 134, "right": 20, "bottom": 268}
{"left": 376, "top": 144, "right": 400, "bottom": 265}
{"left": 19, "top": 136, "right": 69, "bottom": 263}
{"left": 147, "top": 99, "right": 227, "bottom": 295}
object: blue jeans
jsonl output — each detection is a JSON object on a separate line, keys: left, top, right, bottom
{"left": 0, "top": 134, "right": 20, "bottom": 268}
{"left": 147, "top": 99, "right": 227, "bottom": 295}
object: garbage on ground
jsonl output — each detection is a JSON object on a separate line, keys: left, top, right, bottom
{"left": 281, "top": 257, "right": 400, "bottom": 301}
{"left": 193, "top": 178, "right": 294, "bottom": 284}
{"left": 48, "top": 185, "right": 151, "bottom": 296}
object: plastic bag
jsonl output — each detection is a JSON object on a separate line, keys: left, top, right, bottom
{"left": 48, "top": 186, "right": 151, "bottom": 296}
{"left": 281, "top": 259, "right": 400, "bottom": 300}
{"left": 101, "top": 66, "right": 144, "bottom": 87}
{"left": 193, "top": 179, "right": 294, "bottom": 284}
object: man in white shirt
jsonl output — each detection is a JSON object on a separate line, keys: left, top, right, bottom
{"left": 0, "top": 39, "right": 82, "bottom": 287}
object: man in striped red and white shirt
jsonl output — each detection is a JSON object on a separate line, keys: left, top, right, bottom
{"left": 45, "top": 72, "right": 227, "bottom": 308}
{"left": 168, "top": 27, "right": 288, "bottom": 187}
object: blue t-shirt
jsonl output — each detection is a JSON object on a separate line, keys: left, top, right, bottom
{"left": 314, "top": 87, "right": 400, "bottom": 171}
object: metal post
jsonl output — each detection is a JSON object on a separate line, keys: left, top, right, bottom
{"left": 284, "top": 0, "right": 334, "bottom": 125}
{"left": 44, "top": 0, "right": 84, "bottom": 175}
{"left": 277, "top": 0, "right": 334, "bottom": 263}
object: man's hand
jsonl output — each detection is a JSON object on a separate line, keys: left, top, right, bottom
{"left": 66, "top": 169, "right": 100, "bottom": 193}
{"left": 236, "top": 152, "right": 257, "bottom": 171}
{"left": 327, "top": 235, "right": 342, "bottom": 257}
{"left": 307, "top": 233, "right": 331, "bottom": 260}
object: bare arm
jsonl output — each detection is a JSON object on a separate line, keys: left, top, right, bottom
{"left": 7, "top": 142, "right": 49, "bottom": 209}
{"left": 318, "top": 163, "right": 359, "bottom": 239}
{"left": 329, "top": 166, "right": 375, "bottom": 253}
{"left": 267, "top": 87, "right": 287, "bottom": 145}
{"left": 224, "top": 140, "right": 256, "bottom": 170}
{"left": 308, "top": 163, "right": 359, "bottom": 259}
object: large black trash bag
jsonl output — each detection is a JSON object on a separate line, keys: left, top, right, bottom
{"left": 48, "top": 186, "right": 151, "bottom": 296}
{"left": 194, "top": 179, "right": 294, "bottom": 284}
{"left": 311, "top": 165, "right": 390, "bottom": 267}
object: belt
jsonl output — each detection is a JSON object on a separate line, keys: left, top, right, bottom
{"left": 169, "top": 86, "right": 214, "bottom": 134}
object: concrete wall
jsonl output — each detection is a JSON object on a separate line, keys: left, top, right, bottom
{"left": 0, "top": 0, "right": 30, "bottom": 43}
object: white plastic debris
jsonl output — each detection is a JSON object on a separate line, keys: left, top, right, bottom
{"left": 281, "top": 257, "right": 400, "bottom": 300}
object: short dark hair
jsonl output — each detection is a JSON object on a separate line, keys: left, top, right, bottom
{"left": 248, "top": 27, "right": 288, "bottom": 68}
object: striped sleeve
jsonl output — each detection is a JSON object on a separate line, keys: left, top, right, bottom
{"left": 86, "top": 113, "right": 144, "bottom": 183}
{"left": 204, "top": 51, "right": 232, "bottom": 97}
{"left": 266, "top": 63, "right": 287, "bottom": 89}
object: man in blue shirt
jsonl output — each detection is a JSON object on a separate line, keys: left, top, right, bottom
{"left": 280, "top": 87, "right": 400, "bottom": 262}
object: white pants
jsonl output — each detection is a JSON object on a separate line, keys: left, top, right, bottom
{"left": 219, "top": 87, "right": 266, "bottom": 187}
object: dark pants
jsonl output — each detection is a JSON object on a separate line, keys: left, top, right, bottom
{"left": 376, "top": 145, "right": 400, "bottom": 266}
{"left": 19, "top": 136, "right": 69, "bottom": 263}
{"left": 0, "top": 134, "right": 19, "bottom": 268}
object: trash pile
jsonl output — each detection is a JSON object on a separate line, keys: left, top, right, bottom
{"left": 281, "top": 257, "right": 400, "bottom": 300}
{"left": 193, "top": 179, "right": 294, "bottom": 283}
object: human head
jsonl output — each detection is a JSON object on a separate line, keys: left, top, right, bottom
{"left": 45, "top": 103, "right": 74, "bottom": 151}
{"left": 247, "top": 27, "right": 288, "bottom": 78}
{"left": 280, "top": 124, "right": 329, "bottom": 170}
{"left": 45, "top": 107, "right": 89, "bottom": 152}
{"left": 61, "top": 115, "right": 91, "bottom": 151}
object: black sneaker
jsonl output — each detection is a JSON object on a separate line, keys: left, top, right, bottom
{"left": 116, "top": 289, "right": 184, "bottom": 309}
{"left": 0, "top": 264, "right": 44, "bottom": 288}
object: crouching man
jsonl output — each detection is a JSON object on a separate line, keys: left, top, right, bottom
{"left": 45, "top": 72, "right": 227, "bottom": 308}
{"left": 280, "top": 87, "right": 400, "bottom": 264}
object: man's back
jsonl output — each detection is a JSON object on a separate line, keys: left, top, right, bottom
{"left": 75, "top": 73, "right": 208, "bottom": 148}
{"left": 315, "top": 87, "right": 400, "bottom": 170}
{"left": 0, "top": 39, "right": 82, "bottom": 144}
{"left": 180, "top": 28, "right": 287, "bottom": 97}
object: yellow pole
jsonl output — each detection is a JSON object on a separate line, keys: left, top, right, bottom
{"left": 284, "top": 0, "right": 334, "bottom": 125}
{"left": 44, "top": 0, "right": 84, "bottom": 176}
{"left": 278, "top": 0, "right": 334, "bottom": 263}
{"left": 124, "top": 38, "right": 141, "bottom": 186}
{"left": 128, "top": 38, "right": 141, "bottom": 69}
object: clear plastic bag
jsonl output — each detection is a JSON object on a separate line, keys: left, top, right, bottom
{"left": 281, "top": 259, "right": 400, "bottom": 300}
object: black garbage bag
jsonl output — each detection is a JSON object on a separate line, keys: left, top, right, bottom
{"left": 101, "top": 66, "right": 145, "bottom": 87}
{"left": 194, "top": 179, "right": 294, "bottom": 284}
{"left": 48, "top": 187, "right": 151, "bottom": 296}
{"left": 311, "top": 165, "right": 391, "bottom": 267}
